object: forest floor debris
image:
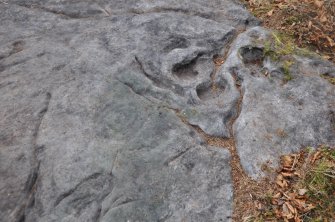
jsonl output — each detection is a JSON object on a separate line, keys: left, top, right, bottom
{"left": 242, "top": 0, "right": 335, "bottom": 63}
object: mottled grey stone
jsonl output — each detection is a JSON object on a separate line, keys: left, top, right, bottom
{"left": 0, "top": 0, "right": 246, "bottom": 221}
{"left": 220, "top": 27, "right": 335, "bottom": 178}
{"left": 0, "top": 0, "right": 334, "bottom": 221}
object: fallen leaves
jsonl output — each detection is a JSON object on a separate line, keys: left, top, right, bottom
{"left": 251, "top": 146, "right": 335, "bottom": 221}
{"left": 311, "top": 150, "right": 322, "bottom": 164}
{"left": 243, "top": 0, "right": 335, "bottom": 63}
{"left": 314, "top": 0, "right": 324, "bottom": 8}
{"left": 281, "top": 155, "right": 294, "bottom": 168}
{"left": 272, "top": 189, "right": 316, "bottom": 221}
{"left": 267, "top": 9, "right": 274, "bottom": 16}
{"left": 272, "top": 152, "right": 317, "bottom": 221}
{"left": 308, "top": 20, "right": 312, "bottom": 29}
{"left": 276, "top": 175, "right": 288, "bottom": 188}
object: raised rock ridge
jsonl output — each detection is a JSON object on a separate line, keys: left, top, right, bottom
{"left": 0, "top": 0, "right": 334, "bottom": 221}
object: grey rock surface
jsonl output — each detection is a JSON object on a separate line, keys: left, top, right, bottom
{"left": 0, "top": 0, "right": 334, "bottom": 222}
{"left": 220, "top": 27, "right": 335, "bottom": 177}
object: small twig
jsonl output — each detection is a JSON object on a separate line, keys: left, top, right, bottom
{"left": 291, "top": 154, "right": 298, "bottom": 170}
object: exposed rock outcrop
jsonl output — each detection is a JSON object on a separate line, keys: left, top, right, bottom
{"left": 0, "top": 0, "right": 334, "bottom": 221}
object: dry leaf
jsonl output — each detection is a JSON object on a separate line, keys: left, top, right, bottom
{"left": 320, "top": 14, "right": 328, "bottom": 23}
{"left": 283, "top": 202, "right": 295, "bottom": 219}
{"left": 254, "top": 201, "right": 262, "bottom": 210}
{"left": 288, "top": 192, "right": 296, "bottom": 200}
{"left": 277, "top": 179, "right": 288, "bottom": 188}
{"left": 282, "top": 167, "right": 295, "bottom": 172}
{"left": 276, "top": 180, "right": 284, "bottom": 188}
{"left": 267, "top": 9, "right": 274, "bottom": 16}
{"left": 277, "top": 3, "right": 286, "bottom": 9}
{"left": 326, "top": 36, "right": 335, "bottom": 47}
{"left": 277, "top": 174, "right": 284, "bottom": 180}
{"left": 314, "top": 0, "right": 324, "bottom": 8}
{"left": 303, "top": 203, "right": 316, "bottom": 212}
{"left": 322, "top": 55, "right": 331, "bottom": 60}
{"left": 272, "top": 199, "right": 278, "bottom": 205}
{"left": 311, "top": 150, "right": 322, "bottom": 163}
{"left": 275, "top": 208, "right": 282, "bottom": 217}
{"left": 273, "top": 192, "right": 282, "bottom": 199}
{"left": 292, "top": 198, "right": 306, "bottom": 210}
{"left": 281, "top": 172, "right": 294, "bottom": 177}
{"left": 282, "top": 203, "right": 290, "bottom": 216}
{"left": 308, "top": 21, "right": 313, "bottom": 29}
{"left": 298, "top": 188, "right": 308, "bottom": 196}
{"left": 248, "top": 0, "right": 256, "bottom": 6}
{"left": 281, "top": 155, "right": 293, "bottom": 168}
{"left": 294, "top": 216, "right": 302, "bottom": 222}
{"left": 293, "top": 171, "right": 301, "bottom": 177}
{"left": 276, "top": 174, "right": 288, "bottom": 188}
{"left": 282, "top": 192, "right": 290, "bottom": 199}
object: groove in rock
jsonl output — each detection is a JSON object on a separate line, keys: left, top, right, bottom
{"left": 115, "top": 78, "right": 158, "bottom": 105}
{"left": 134, "top": 56, "right": 184, "bottom": 96}
{"left": 174, "top": 59, "right": 272, "bottom": 221}
{"left": 164, "top": 146, "right": 193, "bottom": 166}
{"left": 54, "top": 172, "right": 102, "bottom": 207}
{"left": 196, "top": 81, "right": 225, "bottom": 101}
{"left": 129, "top": 7, "right": 212, "bottom": 21}
{"left": 93, "top": 207, "right": 102, "bottom": 222}
{"left": 13, "top": 3, "right": 92, "bottom": 19}
{"left": 172, "top": 53, "right": 203, "bottom": 80}
{"left": 211, "top": 26, "right": 246, "bottom": 92}
{"left": 10, "top": 92, "right": 51, "bottom": 222}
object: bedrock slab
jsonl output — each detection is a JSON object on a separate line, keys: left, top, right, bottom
{"left": 219, "top": 27, "right": 335, "bottom": 178}
{"left": 0, "top": 0, "right": 334, "bottom": 222}
{"left": 0, "top": 0, "right": 250, "bottom": 221}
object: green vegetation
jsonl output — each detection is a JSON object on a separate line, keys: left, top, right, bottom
{"left": 243, "top": 0, "right": 335, "bottom": 63}
{"left": 263, "top": 32, "right": 295, "bottom": 82}
{"left": 262, "top": 31, "right": 318, "bottom": 82}
{"left": 301, "top": 147, "right": 335, "bottom": 221}
{"left": 249, "top": 146, "right": 335, "bottom": 221}
{"left": 282, "top": 60, "right": 293, "bottom": 82}
{"left": 321, "top": 74, "right": 335, "bottom": 85}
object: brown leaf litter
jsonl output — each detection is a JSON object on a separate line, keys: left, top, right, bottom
{"left": 242, "top": 0, "right": 335, "bottom": 63}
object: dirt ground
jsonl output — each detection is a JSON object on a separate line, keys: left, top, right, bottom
{"left": 242, "top": 0, "right": 335, "bottom": 63}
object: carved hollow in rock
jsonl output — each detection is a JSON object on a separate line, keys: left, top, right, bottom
{"left": 172, "top": 58, "right": 199, "bottom": 80}
{"left": 239, "top": 46, "right": 264, "bottom": 65}
{"left": 196, "top": 82, "right": 225, "bottom": 101}
{"left": 163, "top": 37, "right": 190, "bottom": 52}
{"left": 172, "top": 52, "right": 206, "bottom": 80}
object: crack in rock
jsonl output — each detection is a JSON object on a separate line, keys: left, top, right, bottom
{"left": 9, "top": 92, "right": 51, "bottom": 222}
{"left": 54, "top": 172, "right": 102, "bottom": 207}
